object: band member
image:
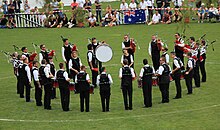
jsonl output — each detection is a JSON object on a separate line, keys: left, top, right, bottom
{"left": 21, "top": 47, "right": 30, "bottom": 61}
{"left": 189, "top": 37, "right": 196, "bottom": 49}
{"left": 12, "top": 52, "right": 20, "bottom": 94}
{"left": 191, "top": 42, "right": 201, "bottom": 87}
{"left": 48, "top": 56, "right": 56, "bottom": 99}
{"left": 185, "top": 52, "right": 194, "bottom": 94}
{"left": 39, "top": 44, "right": 49, "bottom": 64}
{"left": 174, "top": 33, "right": 185, "bottom": 63}
{"left": 139, "top": 59, "right": 155, "bottom": 108}
{"left": 55, "top": 63, "right": 71, "bottom": 111}
{"left": 170, "top": 52, "right": 183, "bottom": 99}
{"left": 75, "top": 65, "right": 91, "bottom": 112}
{"left": 17, "top": 55, "right": 25, "bottom": 98}
{"left": 19, "top": 57, "right": 32, "bottom": 102}
{"left": 69, "top": 51, "right": 82, "bottom": 93}
{"left": 97, "top": 67, "right": 113, "bottom": 112}
{"left": 161, "top": 47, "right": 169, "bottom": 64}
{"left": 156, "top": 57, "right": 171, "bottom": 103}
{"left": 62, "top": 38, "right": 73, "bottom": 74}
{"left": 119, "top": 59, "right": 135, "bottom": 110}
{"left": 39, "top": 59, "right": 54, "bottom": 110}
{"left": 87, "top": 44, "right": 98, "bottom": 88}
{"left": 91, "top": 37, "right": 102, "bottom": 73}
{"left": 121, "top": 49, "right": 134, "bottom": 68}
{"left": 148, "top": 35, "right": 161, "bottom": 71}
{"left": 32, "top": 61, "right": 43, "bottom": 106}
{"left": 122, "top": 34, "right": 135, "bottom": 58}
{"left": 200, "top": 40, "right": 206, "bottom": 82}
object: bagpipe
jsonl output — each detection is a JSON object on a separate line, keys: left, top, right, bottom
{"left": 127, "top": 33, "right": 140, "bottom": 53}
{"left": 155, "top": 33, "right": 168, "bottom": 51}
{"left": 0, "top": 50, "right": 13, "bottom": 63}
{"left": 61, "top": 36, "right": 77, "bottom": 52}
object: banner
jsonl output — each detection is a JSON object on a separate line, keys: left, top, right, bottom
{"left": 123, "top": 10, "right": 146, "bottom": 24}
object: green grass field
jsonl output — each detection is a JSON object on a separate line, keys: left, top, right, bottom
{"left": 0, "top": 22, "right": 220, "bottom": 130}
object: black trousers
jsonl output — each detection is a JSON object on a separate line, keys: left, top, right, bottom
{"left": 200, "top": 60, "right": 206, "bottom": 82}
{"left": 44, "top": 83, "right": 52, "bottom": 109}
{"left": 147, "top": 6, "right": 153, "bottom": 22}
{"left": 142, "top": 82, "right": 152, "bottom": 107}
{"left": 173, "top": 74, "right": 182, "bottom": 98}
{"left": 152, "top": 55, "right": 160, "bottom": 71}
{"left": 159, "top": 83, "right": 170, "bottom": 103}
{"left": 65, "top": 60, "right": 70, "bottom": 74}
{"left": 176, "top": 52, "right": 184, "bottom": 64}
{"left": 193, "top": 62, "right": 200, "bottom": 87}
{"left": 34, "top": 82, "right": 42, "bottom": 106}
{"left": 100, "top": 89, "right": 111, "bottom": 112}
{"left": 80, "top": 90, "right": 90, "bottom": 112}
{"left": 16, "top": 76, "right": 20, "bottom": 94}
{"left": 185, "top": 73, "right": 193, "bottom": 94}
{"left": 96, "top": 10, "right": 102, "bottom": 22}
{"left": 91, "top": 70, "right": 98, "bottom": 87}
{"left": 121, "top": 85, "right": 133, "bottom": 109}
{"left": 20, "top": 79, "right": 31, "bottom": 102}
{"left": 59, "top": 86, "right": 70, "bottom": 111}
{"left": 99, "top": 62, "right": 102, "bottom": 73}
{"left": 51, "top": 87, "right": 56, "bottom": 99}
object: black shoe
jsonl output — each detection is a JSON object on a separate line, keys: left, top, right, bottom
{"left": 36, "top": 103, "right": 42, "bottom": 106}
{"left": 20, "top": 95, "right": 24, "bottom": 98}
{"left": 173, "top": 97, "right": 181, "bottom": 99}
{"left": 125, "top": 107, "right": 129, "bottom": 110}
{"left": 86, "top": 110, "right": 90, "bottom": 112}
{"left": 106, "top": 109, "right": 110, "bottom": 112}
{"left": 26, "top": 99, "right": 34, "bottom": 102}
{"left": 129, "top": 107, "right": 133, "bottom": 110}
{"left": 187, "top": 92, "right": 192, "bottom": 95}
{"left": 81, "top": 110, "right": 84, "bottom": 112}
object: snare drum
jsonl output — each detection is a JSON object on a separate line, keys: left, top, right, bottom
{"left": 95, "top": 44, "right": 113, "bottom": 62}
{"left": 152, "top": 76, "right": 158, "bottom": 86}
{"left": 69, "top": 82, "right": 75, "bottom": 91}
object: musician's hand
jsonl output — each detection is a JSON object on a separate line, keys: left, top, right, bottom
{"left": 74, "top": 70, "right": 79, "bottom": 74}
{"left": 65, "top": 61, "right": 67, "bottom": 63}
{"left": 185, "top": 72, "right": 189, "bottom": 75}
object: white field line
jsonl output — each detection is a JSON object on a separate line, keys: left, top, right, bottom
{"left": 0, "top": 104, "right": 219, "bottom": 123}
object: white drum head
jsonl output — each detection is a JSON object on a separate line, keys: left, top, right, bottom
{"left": 95, "top": 44, "right": 113, "bottom": 62}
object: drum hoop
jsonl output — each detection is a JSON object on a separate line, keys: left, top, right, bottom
{"left": 95, "top": 44, "right": 113, "bottom": 62}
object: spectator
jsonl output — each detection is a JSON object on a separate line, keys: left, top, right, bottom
{"left": 67, "top": 16, "right": 76, "bottom": 28}
{"left": 8, "top": 0, "right": 15, "bottom": 17}
{"left": 162, "top": 11, "right": 171, "bottom": 24}
{"left": 171, "top": 9, "right": 182, "bottom": 22}
{"left": 112, "top": 10, "right": 120, "bottom": 25}
{"left": 197, "top": 3, "right": 207, "bottom": 23}
{"left": 48, "top": 15, "right": 57, "bottom": 28}
{"left": 102, "top": 11, "right": 113, "bottom": 27}
{"left": 146, "top": 0, "right": 154, "bottom": 22}
{"left": 164, "top": 0, "right": 171, "bottom": 8}
{"left": 24, "top": 0, "right": 30, "bottom": 14}
{"left": 120, "top": 0, "right": 129, "bottom": 11}
{"left": 71, "top": 0, "right": 79, "bottom": 10}
{"left": 77, "top": 0, "right": 85, "bottom": 8}
{"left": 88, "top": 14, "right": 97, "bottom": 28}
{"left": 39, "top": 12, "right": 47, "bottom": 25}
{"left": 172, "top": 0, "right": 184, "bottom": 8}
{"left": 95, "top": 0, "right": 102, "bottom": 22}
{"left": 106, "top": 4, "right": 112, "bottom": 14}
{"left": 58, "top": 0, "right": 64, "bottom": 17}
{"left": 0, "top": 15, "right": 8, "bottom": 28}
{"left": 139, "top": 0, "right": 148, "bottom": 23}
{"left": 13, "top": 0, "right": 22, "bottom": 13}
{"left": 1, "top": 0, "right": 8, "bottom": 14}
{"left": 129, "top": 0, "right": 137, "bottom": 10}
{"left": 56, "top": 14, "right": 64, "bottom": 28}
{"left": 188, "top": 0, "right": 195, "bottom": 8}
{"left": 156, "top": 0, "right": 165, "bottom": 17}
{"left": 7, "top": 16, "right": 16, "bottom": 28}
{"left": 208, "top": 4, "right": 219, "bottom": 21}
{"left": 83, "top": 0, "right": 92, "bottom": 16}
{"left": 51, "top": 0, "right": 59, "bottom": 15}
{"left": 148, "top": 11, "right": 161, "bottom": 25}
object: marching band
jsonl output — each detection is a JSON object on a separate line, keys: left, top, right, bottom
{"left": 4, "top": 33, "right": 210, "bottom": 112}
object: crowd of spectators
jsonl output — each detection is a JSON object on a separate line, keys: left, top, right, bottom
{"left": 0, "top": 0, "right": 220, "bottom": 29}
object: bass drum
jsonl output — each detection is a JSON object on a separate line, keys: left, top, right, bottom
{"left": 95, "top": 44, "right": 113, "bottom": 62}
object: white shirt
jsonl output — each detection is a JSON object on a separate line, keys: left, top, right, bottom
{"left": 43, "top": 64, "right": 51, "bottom": 78}
{"left": 139, "top": 64, "right": 155, "bottom": 77}
{"left": 96, "top": 72, "right": 113, "bottom": 86}
{"left": 119, "top": 65, "right": 135, "bottom": 78}
{"left": 172, "top": 0, "right": 184, "bottom": 7}
{"left": 148, "top": 39, "right": 157, "bottom": 56}
{"left": 32, "top": 67, "right": 39, "bottom": 81}
{"left": 87, "top": 50, "right": 93, "bottom": 62}
{"left": 121, "top": 40, "right": 129, "bottom": 49}
{"left": 69, "top": 57, "right": 82, "bottom": 70}
{"left": 105, "top": 13, "right": 113, "bottom": 18}
{"left": 121, "top": 54, "right": 134, "bottom": 64}
{"left": 146, "top": 0, "right": 154, "bottom": 6}
{"left": 140, "top": 1, "right": 148, "bottom": 9}
{"left": 24, "top": 63, "right": 32, "bottom": 83}
{"left": 129, "top": 2, "right": 137, "bottom": 10}
{"left": 55, "top": 69, "right": 69, "bottom": 81}
{"left": 173, "top": 57, "right": 183, "bottom": 69}
{"left": 175, "top": 38, "right": 185, "bottom": 50}
{"left": 77, "top": 0, "right": 85, "bottom": 8}
{"left": 158, "top": 63, "right": 171, "bottom": 75}
{"left": 120, "top": 3, "right": 129, "bottom": 10}
{"left": 200, "top": 46, "right": 206, "bottom": 55}
{"left": 62, "top": 45, "right": 73, "bottom": 62}
{"left": 163, "top": 52, "right": 170, "bottom": 64}
{"left": 191, "top": 48, "right": 199, "bottom": 57}
{"left": 75, "top": 71, "right": 90, "bottom": 83}
{"left": 187, "top": 58, "right": 194, "bottom": 68}
{"left": 88, "top": 17, "right": 96, "bottom": 23}
{"left": 39, "top": 50, "right": 46, "bottom": 64}
{"left": 152, "top": 13, "right": 161, "bottom": 22}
